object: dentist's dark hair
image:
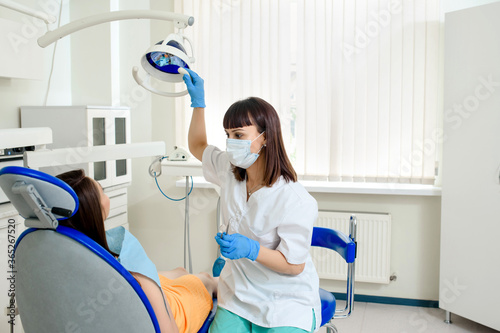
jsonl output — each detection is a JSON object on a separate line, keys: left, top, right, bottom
{"left": 223, "top": 97, "right": 297, "bottom": 185}
{"left": 56, "top": 169, "right": 117, "bottom": 257}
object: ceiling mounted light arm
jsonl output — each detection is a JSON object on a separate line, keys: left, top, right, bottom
{"left": 38, "top": 10, "right": 194, "bottom": 47}
{"left": 0, "top": 2, "right": 197, "bottom": 99}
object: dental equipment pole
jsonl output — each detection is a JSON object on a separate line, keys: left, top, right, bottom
{"left": 184, "top": 176, "right": 193, "bottom": 273}
{"left": 157, "top": 159, "right": 202, "bottom": 273}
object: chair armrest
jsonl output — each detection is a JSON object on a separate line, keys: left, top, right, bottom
{"left": 311, "top": 227, "right": 356, "bottom": 263}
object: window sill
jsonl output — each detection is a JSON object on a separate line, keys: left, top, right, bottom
{"left": 174, "top": 176, "right": 442, "bottom": 197}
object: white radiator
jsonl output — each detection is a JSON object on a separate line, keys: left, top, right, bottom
{"left": 311, "top": 211, "right": 392, "bottom": 284}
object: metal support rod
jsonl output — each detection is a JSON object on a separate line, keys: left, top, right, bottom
{"left": 334, "top": 215, "right": 357, "bottom": 319}
{"left": 216, "top": 197, "right": 221, "bottom": 257}
{"left": 444, "top": 311, "right": 452, "bottom": 324}
{"left": 184, "top": 176, "right": 193, "bottom": 273}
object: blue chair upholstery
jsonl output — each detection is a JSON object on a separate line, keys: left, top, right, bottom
{"left": 0, "top": 166, "right": 216, "bottom": 333}
{"left": 313, "top": 218, "right": 357, "bottom": 333}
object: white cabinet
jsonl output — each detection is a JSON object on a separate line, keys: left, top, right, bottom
{"left": 440, "top": 2, "right": 500, "bottom": 330}
{"left": 20, "top": 106, "right": 131, "bottom": 189}
{"left": 20, "top": 105, "right": 132, "bottom": 231}
{"left": 104, "top": 185, "right": 129, "bottom": 231}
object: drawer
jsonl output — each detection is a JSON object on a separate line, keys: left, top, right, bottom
{"left": 105, "top": 186, "right": 127, "bottom": 198}
{"left": 109, "top": 193, "right": 127, "bottom": 210}
{"left": 105, "top": 212, "right": 128, "bottom": 230}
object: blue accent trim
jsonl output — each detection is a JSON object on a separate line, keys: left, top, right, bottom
{"left": 0, "top": 166, "right": 79, "bottom": 219}
{"left": 15, "top": 226, "right": 161, "bottom": 333}
{"left": 55, "top": 226, "right": 161, "bottom": 332}
{"left": 197, "top": 299, "right": 217, "bottom": 333}
{"left": 311, "top": 227, "right": 356, "bottom": 263}
{"left": 331, "top": 292, "right": 439, "bottom": 308}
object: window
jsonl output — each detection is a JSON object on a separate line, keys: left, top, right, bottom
{"left": 175, "top": 0, "right": 442, "bottom": 184}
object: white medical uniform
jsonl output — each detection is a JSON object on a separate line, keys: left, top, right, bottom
{"left": 203, "top": 145, "right": 321, "bottom": 331}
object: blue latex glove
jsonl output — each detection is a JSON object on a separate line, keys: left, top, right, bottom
{"left": 215, "top": 232, "right": 260, "bottom": 261}
{"left": 182, "top": 68, "right": 206, "bottom": 108}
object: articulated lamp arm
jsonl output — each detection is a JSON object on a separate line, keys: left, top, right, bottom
{"left": 38, "top": 10, "right": 194, "bottom": 47}
{"left": 0, "top": 2, "right": 195, "bottom": 98}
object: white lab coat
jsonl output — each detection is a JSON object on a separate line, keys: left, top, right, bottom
{"left": 203, "top": 145, "right": 321, "bottom": 331}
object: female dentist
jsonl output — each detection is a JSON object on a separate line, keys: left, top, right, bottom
{"left": 183, "top": 69, "right": 321, "bottom": 333}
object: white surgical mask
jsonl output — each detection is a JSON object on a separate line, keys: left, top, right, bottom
{"left": 226, "top": 131, "right": 266, "bottom": 169}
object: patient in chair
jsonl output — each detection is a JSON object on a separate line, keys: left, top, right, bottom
{"left": 56, "top": 169, "right": 217, "bottom": 333}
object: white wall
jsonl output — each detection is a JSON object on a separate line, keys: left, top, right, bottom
{"left": 315, "top": 193, "right": 441, "bottom": 300}
{"left": 0, "top": 0, "right": 72, "bottom": 129}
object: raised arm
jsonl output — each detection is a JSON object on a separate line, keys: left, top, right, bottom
{"left": 183, "top": 69, "right": 208, "bottom": 162}
{"left": 188, "top": 108, "right": 208, "bottom": 161}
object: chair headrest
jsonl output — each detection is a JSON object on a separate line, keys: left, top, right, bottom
{"left": 0, "top": 166, "right": 78, "bottom": 221}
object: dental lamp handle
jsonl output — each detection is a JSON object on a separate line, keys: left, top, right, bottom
{"left": 132, "top": 66, "right": 189, "bottom": 98}
{"left": 183, "top": 68, "right": 206, "bottom": 108}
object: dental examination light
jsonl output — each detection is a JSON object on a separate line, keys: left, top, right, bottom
{"left": 132, "top": 30, "right": 194, "bottom": 97}
{"left": 0, "top": 0, "right": 194, "bottom": 97}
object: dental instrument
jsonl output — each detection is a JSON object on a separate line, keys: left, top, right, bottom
{"left": 212, "top": 198, "right": 227, "bottom": 277}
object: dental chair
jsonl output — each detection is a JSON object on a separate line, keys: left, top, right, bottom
{"left": 314, "top": 216, "right": 357, "bottom": 333}
{"left": 0, "top": 166, "right": 216, "bottom": 333}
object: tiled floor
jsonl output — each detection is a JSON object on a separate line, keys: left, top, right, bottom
{"left": 318, "top": 301, "right": 499, "bottom": 333}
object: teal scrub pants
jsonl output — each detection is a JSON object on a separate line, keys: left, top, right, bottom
{"left": 208, "top": 307, "right": 316, "bottom": 333}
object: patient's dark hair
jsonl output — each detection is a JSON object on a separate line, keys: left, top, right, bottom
{"left": 56, "top": 169, "right": 117, "bottom": 257}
